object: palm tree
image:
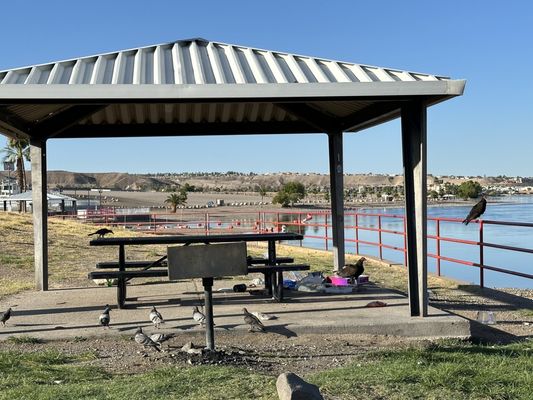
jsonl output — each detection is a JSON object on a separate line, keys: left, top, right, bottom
{"left": 165, "top": 189, "right": 187, "bottom": 213}
{"left": 1, "top": 137, "right": 30, "bottom": 192}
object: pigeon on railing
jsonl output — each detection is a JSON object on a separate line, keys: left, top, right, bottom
{"left": 135, "top": 327, "right": 161, "bottom": 352}
{"left": 242, "top": 308, "right": 265, "bottom": 332}
{"left": 463, "top": 197, "right": 487, "bottom": 225}
{"left": 192, "top": 306, "right": 206, "bottom": 326}
{"left": 99, "top": 305, "right": 111, "bottom": 328}
{"left": 1, "top": 308, "right": 12, "bottom": 327}
{"left": 149, "top": 306, "right": 164, "bottom": 328}
{"left": 88, "top": 228, "right": 114, "bottom": 238}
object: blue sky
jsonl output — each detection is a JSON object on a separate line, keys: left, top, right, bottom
{"left": 0, "top": 0, "right": 532, "bottom": 176}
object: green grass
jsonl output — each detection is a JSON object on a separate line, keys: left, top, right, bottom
{"left": 1, "top": 341, "right": 531, "bottom": 400}
{"left": 310, "top": 340, "right": 533, "bottom": 400}
{"left": 0, "top": 350, "right": 276, "bottom": 400}
{"left": 7, "top": 335, "right": 43, "bottom": 344}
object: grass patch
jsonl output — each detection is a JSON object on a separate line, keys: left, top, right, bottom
{"left": 0, "top": 350, "right": 275, "bottom": 400}
{"left": 310, "top": 340, "right": 533, "bottom": 400}
{"left": 7, "top": 335, "right": 44, "bottom": 344}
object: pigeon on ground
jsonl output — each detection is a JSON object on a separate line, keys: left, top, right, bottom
{"left": 149, "top": 332, "right": 174, "bottom": 345}
{"left": 192, "top": 306, "right": 206, "bottom": 326}
{"left": 1, "top": 308, "right": 12, "bottom": 327}
{"left": 99, "top": 304, "right": 111, "bottom": 328}
{"left": 242, "top": 308, "right": 265, "bottom": 332}
{"left": 88, "top": 228, "right": 114, "bottom": 238}
{"left": 339, "top": 257, "right": 366, "bottom": 281}
{"left": 463, "top": 197, "right": 487, "bottom": 225}
{"left": 134, "top": 327, "right": 161, "bottom": 352}
{"left": 149, "top": 306, "right": 164, "bottom": 328}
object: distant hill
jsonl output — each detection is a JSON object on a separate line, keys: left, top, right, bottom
{"left": 0, "top": 171, "right": 527, "bottom": 192}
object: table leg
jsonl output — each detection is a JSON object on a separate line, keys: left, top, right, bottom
{"left": 118, "top": 244, "right": 126, "bottom": 309}
{"left": 276, "top": 271, "right": 284, "bottom": 301}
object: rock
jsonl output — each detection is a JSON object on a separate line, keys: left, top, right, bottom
{"left": 276, "top": 372, "right": 323, "bottom": 400}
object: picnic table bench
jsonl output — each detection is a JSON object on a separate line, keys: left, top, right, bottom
{"left": 89, "top": 232, "right": 306, "bottom": 308}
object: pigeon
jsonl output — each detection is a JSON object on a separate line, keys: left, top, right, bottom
{"left": 99, "top": 304, "right": 111, "bottom": 328}
{"left": 1, "top": 308, "right": 12, "bottom": 327}
{"left": 242, "top": 308, "right": 265, "bottom": 332}
{"left": 149, "top": 306, "right": 164, "bottom": 328}
{"left": 88, "top": 228, "right": 114, "bottom": 238}
{"left": 149, "top": 332, "right": 174, "bottom": 344}
{"left": 463, "top": 197, "right": 487, "bottom": 225}
{"left": 192, "top": 306, "right": 206, "bottom": 326}
{"left": 339, "top": 257, "right": 366, "bottom": 280}
{"left": 134, "top": 327, "right": 161, "bottom": 352}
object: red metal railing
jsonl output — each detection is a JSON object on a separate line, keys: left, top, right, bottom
{"left": 51, "top": 208, "right": 533, "bottom": 287}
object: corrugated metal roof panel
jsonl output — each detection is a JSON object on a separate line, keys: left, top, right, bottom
{"left": 0, "top": 39, "right": 450, "bottom": 86}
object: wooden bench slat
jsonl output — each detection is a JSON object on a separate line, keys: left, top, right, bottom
{"left": 246, "top": 256, "right": 294, "bottom": 266}
{"left": 96, "top": 261, "right": 167, "bottom": 269}
{"left": 88, "top": 269, "right": 168, "bottom": 279}
{"left": 248, "top": 264, "right": 310, "bottom": 274}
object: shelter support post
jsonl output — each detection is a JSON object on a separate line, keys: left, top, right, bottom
{"left": 401, "top": 101, "right": 428, "bottom": 317}
{"left": 328, "top": 131, "right": 345, "bottom": 272}
{"left": 30, "top": 139, "right": 48, "bottom": 291}
{"left": 202, "top": 277, "right": 215, "bottom": 351}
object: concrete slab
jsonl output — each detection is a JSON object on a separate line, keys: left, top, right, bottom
{"left": 0, "top": 280, "right": 471, "bottom": 341}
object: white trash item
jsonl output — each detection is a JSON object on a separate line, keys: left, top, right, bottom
{"left": 476, "top": 311, "right": 496, "bottom": 325}
{"left": 324, "top": 285, "right": 354, "bottom": 294}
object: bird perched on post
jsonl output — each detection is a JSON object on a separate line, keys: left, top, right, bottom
{"left": 463, "top": 197, "right": 487, "bottom": 225}
{"left": 192, "top": 306, "right": 206, "bottom": 326}
{"left": 134, "top": 327, "right": 161, "bottom": 352}
{"left": 149, "top": 306, "right": 164, "bottom": 328}
{"left": 339, "top": 257, "right": 366, "bottom": 281}
{"left": 242, "top": 308, "right": 265, "bottom": 332}
{"left": 99, "top": 305, "right": 111, "bottom": 328}
{"left": 1, "top": 308, "right": 12, "bottom": 327}
{"left": 88, "top": 228, "right": 114, "bottom": 238}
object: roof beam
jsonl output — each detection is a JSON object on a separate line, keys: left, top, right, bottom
{"left": 52, "top": 121, "right": 320, "bottom": 139}
{"left": 341, "top": 101, "right": 405, "bottom": 132}
{"left": 277, "top": 103, "right": 341, "bottom": 133}
{"left": 27, "top": 105, "right": 108, "bottom": 139}
{"left": 0, "top": 106, "right": 31, "bottom": 137}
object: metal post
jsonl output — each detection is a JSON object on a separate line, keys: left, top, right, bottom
{"left": 202, "top": 277, "right": 215, "bottom": 351}
{"left": 30, "top": 139, "right": 48, "bottom": 291}
{"left": 324, "top": 214, "right": 329, "bottom": 251}
{"left": 378, "top": 215, "right": 383, "bottom": 260}
{"left": 328, "top": 131, "right": 345, "bottom": 272}
{"left": 206, "top": 213, "right": 210, "bottom": 236}
{"left": 401, "top": 101, "right": 428, "bottom": 317}
{"left": 479, "top": 220, "right": 484, "bottom": 288}
{"left": 355, "top": 214, "right": 360, "bottom": 255}
{"left": 403, "top": 216, "right": 408, "bottom": 267}
{"left": 436, "top": 219, "right": 441, "bottom": 276}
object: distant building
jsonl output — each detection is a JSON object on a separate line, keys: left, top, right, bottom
{"left": 0, "top": 177, "right": 19, "bottom": 197}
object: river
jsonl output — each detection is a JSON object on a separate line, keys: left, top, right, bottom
{"left": 281, "top": 195, "right": 533, "bottom": 289}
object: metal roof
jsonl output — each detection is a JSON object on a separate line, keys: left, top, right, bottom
{"left": 0, "top": 38, "right": 448, "bottom": 86}
{"left": 0, "top": 38, "right": 465, "bottom": 139}
{"left": 5, "top": 191, "right": 76, "bottom": 202}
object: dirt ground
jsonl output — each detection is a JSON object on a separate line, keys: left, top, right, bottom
{"left": 0, "top": 331, "right": 418, "bottom": 377}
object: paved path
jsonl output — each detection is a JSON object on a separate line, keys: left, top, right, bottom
{"left": 0, "top": 280, "right": 470, "bottom": 341}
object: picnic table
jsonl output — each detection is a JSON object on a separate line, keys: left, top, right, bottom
{"left": 89, "top": 232, "right": 308, "bottom": 308}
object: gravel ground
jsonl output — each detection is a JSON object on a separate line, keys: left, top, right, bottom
{"left": 0, "top": 332, "right": 418, "bottom": 376}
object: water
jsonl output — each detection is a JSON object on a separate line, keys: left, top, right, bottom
{"left": 284, "top": 196, "right": 533, "bottom": 289}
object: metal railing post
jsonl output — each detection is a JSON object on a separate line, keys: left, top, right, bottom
{"left": 206, "top": 213, "right": 210, "bottom": 236}
{"left": 355, "top": 214, "right": 360, "bottom": 255}
{"left": 325, "top": 214, "right": 329, "bottom": 251}
{"left": 436, "top": 219, "right": 441, "bottom": 276}
{"left": 479, "top": 220, "right": 484, "bottom": 288}
{"left": 403, "top": 216, "right": 407, "bottom": 267}
{"left": 378, "top": 215, "right": 383, "bottom": 260}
